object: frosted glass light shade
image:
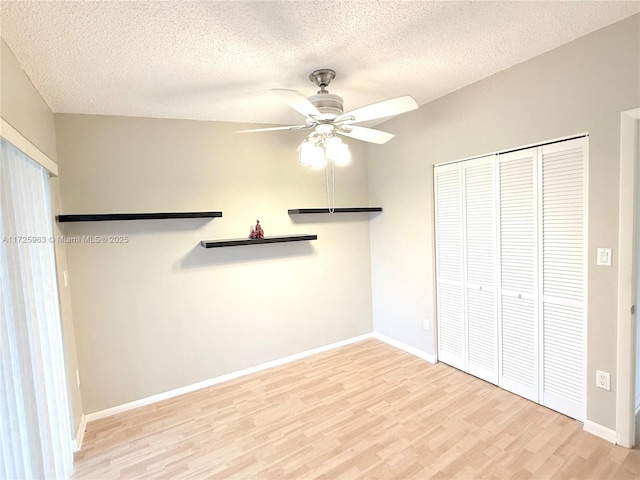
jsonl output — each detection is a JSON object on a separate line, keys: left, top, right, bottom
{"left": 301, "top": 140, "right": 326, "bottom": 168}
{"left": 299, "top": 139, "right": 315, "bottom": 166}
{"left": 325, "top": 136, "right": 343, "bottom": 161}
{"left": 333, "top": 143, "right": 352, "bottom": 166}
{"left": 308, "top": 144, "right": 327, "bottom": 169}
{"left": 300, "top": 136, "right": 348, "bottom": 169}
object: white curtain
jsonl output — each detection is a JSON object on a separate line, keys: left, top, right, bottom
{"left": 0, "top": 138, "right": 73, "bottom": 480}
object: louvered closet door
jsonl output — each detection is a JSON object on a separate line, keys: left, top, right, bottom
{"left": 463, "top": 156, "right": 498, "bottom": 384}
{"left": 498, "top": 148, "right": 539, "bottom": 402}
{"left": 434, "top": 163, "right": 465, "bottom": 370}
{"left": 540, "top": 137, "right": 587, "bottom": 421}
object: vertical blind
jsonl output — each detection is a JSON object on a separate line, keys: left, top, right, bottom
{"left": 0, "top": 138, "right": 73, "bottom": 479}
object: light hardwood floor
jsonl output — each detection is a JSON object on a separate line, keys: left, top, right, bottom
{"left": 73, "top": 339, "right": 640, "bottom": 479}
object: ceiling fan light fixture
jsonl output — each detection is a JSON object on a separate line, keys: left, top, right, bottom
{"left": 239, "top": 68, "right": 414, "bottom": 197}
{"left": 301, "top": 134, "right": 350, "bottom": 168}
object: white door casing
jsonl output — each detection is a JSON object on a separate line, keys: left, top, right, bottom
{"left": 616, "top": 107, "right": 640, "bottom": 448}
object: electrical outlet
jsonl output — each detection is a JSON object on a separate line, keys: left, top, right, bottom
{"left": 596, "top": 248, "right": 612, "bottom": 267}
{"left": 596, "top": 370, "right": 610, "bottom": 391}
{"left": 423, "top": 318, "right": 430, "bottom": 331}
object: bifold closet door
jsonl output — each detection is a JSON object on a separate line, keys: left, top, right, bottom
{"left": 434, "top": 163, "right": 465, "bottom": 370}
{"left": 463, "top": 156, "right": 498, "bottom": 384}
{"left": 498, "top": 148, "right": 539, "bottom": 402}
{"left": 435, "top": 156, "right": 497, "bottom": 382}
{"left": 435, "top": 137, "right": 586, "bottom": 422}
{"left": 540, "top": 137, "right": 587, "bottom": 421}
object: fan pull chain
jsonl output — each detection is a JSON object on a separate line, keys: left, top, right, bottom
{"left": 325, "top": 161, "right": 335, "bottom": 213}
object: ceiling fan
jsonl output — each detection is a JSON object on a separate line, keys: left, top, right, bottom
{"left": 234, "top": 68, "right": 418, "bottom": 145}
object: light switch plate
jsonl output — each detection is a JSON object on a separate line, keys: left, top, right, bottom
{"left": 596, "top": 248, "right": 612, "bottom": 266}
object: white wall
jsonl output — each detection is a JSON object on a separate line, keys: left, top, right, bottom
{"left": 368, "top": 14, "right": 640, "bottom": 430}
{"left": 54, "top": 114, "right": 374, "bottom": 414}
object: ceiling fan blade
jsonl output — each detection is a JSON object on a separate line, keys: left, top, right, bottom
{"left": 336, "top": 95, "right": 418, "bottom": 124}
{"left": 337, "top": 125, "right": 395, "bottom": 144}
{"left": 272, "top": 89, "right": 322, "bottom": 119}
{"left": 233, "top": 125, "right": 308, "bottom": 134}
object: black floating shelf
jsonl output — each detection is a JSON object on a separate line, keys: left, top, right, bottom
{"left": 288, "top": 207, "right": 383, "bottom": 214}
{"left": 200, "top": 234, "right": 317, "bottom": 249}
{"left": 57, "top": 211, "right": 223, "bottom": 222}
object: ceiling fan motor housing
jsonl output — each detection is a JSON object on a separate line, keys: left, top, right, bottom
{"left": 308, "top": 93, "right": 344, "bottom": 119}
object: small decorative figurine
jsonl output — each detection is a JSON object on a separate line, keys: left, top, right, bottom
{"left": 249, "top": 219, "right": 265, "bottom": 239}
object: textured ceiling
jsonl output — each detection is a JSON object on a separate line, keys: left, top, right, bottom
{"left": 1, "top": 1, "right": 639, "bottom": 126}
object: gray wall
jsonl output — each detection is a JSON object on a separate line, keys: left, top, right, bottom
{"left": 368, "top": 14, "right": 640, "bottom": 430}
{"left": 1, "top": 39, "right": 57, "bottom": 161}
{"left": 0, "top": 39, "right": 84, "bottom": 433}
{"left": 54, "top": 114, "right": 374, "bottom": 413}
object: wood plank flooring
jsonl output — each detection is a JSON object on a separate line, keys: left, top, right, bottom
{"left": 73, "top": 339, "right": 640, "bottom": 479}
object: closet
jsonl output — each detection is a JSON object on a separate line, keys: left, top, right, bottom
{"left": 434, "top": 136, "right": 587, "bottom": 421}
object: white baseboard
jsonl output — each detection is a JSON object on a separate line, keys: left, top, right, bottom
{"left": 583, "top": 419, "right": 617, "bottom": 444}
{"left": 372, "top": 332, "right": 437, "bottom": 364}
{"left": 85, "top": 333, "right": 374, "bottom": 422}
{"left": 71, "top": 414, "right": 86, "bottom": 452}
